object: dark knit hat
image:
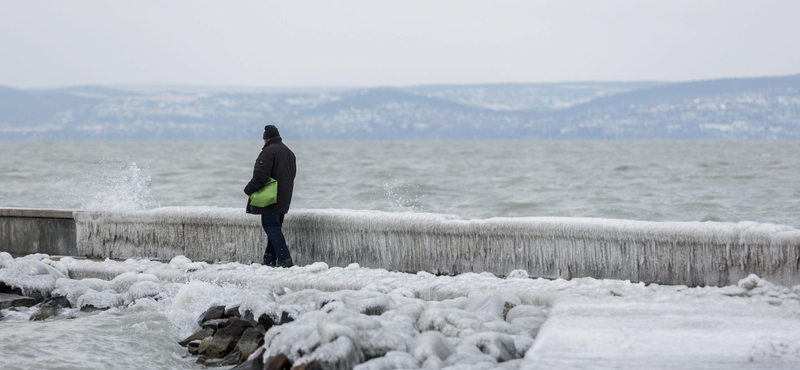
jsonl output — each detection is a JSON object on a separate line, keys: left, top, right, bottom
{"left": 263, "top": 125, "right": 280, "bottom": 140}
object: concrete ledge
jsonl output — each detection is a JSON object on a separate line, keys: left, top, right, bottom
{"left": 0, "top": 208, "right": 77, "bottom": 256}
{"left": 71, "top": 207, "right": 800, "bottom": 287}
{"left": 3, "top": 207, "right": 800, "bottom": 287}
{"left": 0, "top": 207, "right": 76, "bottom": 219}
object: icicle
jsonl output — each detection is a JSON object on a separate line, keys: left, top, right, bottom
{"left": 73, "top": 207, "right": 800, "bottom": 286}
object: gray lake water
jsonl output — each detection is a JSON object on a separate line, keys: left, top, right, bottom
{"left": 1, "top": 141, "right": 799, "bottom": 227}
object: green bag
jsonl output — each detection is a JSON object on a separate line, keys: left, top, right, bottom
{"left": 249, "top": 178, "right": 278, "bottom": 207}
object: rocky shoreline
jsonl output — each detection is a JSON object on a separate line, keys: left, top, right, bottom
{"left": 1, "top": 252, "right": 547, "bottom": 370}
{"left": 4, "top": 252, "right": 800, "bottom": 369}
{"left": 182, "top": 292, "right": 539, "bottom": 370}
{"left": 181, "top": 305, "right": 295, "bottom": 368}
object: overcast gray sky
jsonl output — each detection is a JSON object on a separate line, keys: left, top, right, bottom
{"left": 1, "top": 0, "right": 799, "bottom": 89}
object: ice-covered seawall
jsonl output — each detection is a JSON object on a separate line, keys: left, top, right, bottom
{"left": 72, "top": 207, "right": 800, "bottom": 286}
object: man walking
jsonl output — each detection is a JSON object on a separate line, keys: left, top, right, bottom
{"left": 244, "top": 125, "right": 297, "bottom": 267}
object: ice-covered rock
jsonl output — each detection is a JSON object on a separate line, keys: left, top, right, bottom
{"left": 506, "top": 270, "right": 529, "bottom": 280}
{"left": 0, "top": 252, "right": 12, "bottom": 263}
{"left": 10, "top": 259, "right": 66, "bottom": 280}
{"left": 264, "top": 311, "right": 327, "bottom": 362}
{"left": 319, "top": 310, "right": 411, "bottom": 358}
{"left": 510, "top": 335, "right": 534, "bottom": 357}
{"left": 421, "top": 355, "right": 445, "bottom": 369}
{"left": 77, "top": 290, "right": 125, "bottom": 311}
{"left": 504, "top": 305, "right": 547, "bottom": 336}
{"left": 419, "top": 306, "right": 482, "bottom": 337}
{"left": 296, "top": 336, "right": 364, "bottom": 370}
{"left": 353, "top": 351, "right": 419, "bottom": 370}
{"left": 505, "top": 305, "right": 546, "bottom": 323}
{"left": 109, "top": 271, "right": 159, "bottom": 293}
{"left": 738, "top": 274, "right": 763, "bottom": 290}
{"left": 465, "top": 292, "right": 507, "bottom": 319}
{"left": 52, "top": 278, "right": 92, "bottom": 307}
{"left": 81, "top": 278, "right": 111, "bottom": 292}
{"left": 42, "top": 259, "right": 70, "bottom": 278}
{"left": 169, "top": 255, "right": 193, "bottom": 270}
{"left": 461, "top": 332, "right": 517, "bottom": 362}
{"left": 411, "top": 331, "right": 455, "bottom": 362}
{"left": 0, "top": 268, "right": 57, "bottom": 296}
{"left": 304, "top": 262, "right": 329, "bottom": 273}
{"left": 344, "top": 291, "right": 393, "bottom": 316}
{"left": 443, "top": 353, "right": 497, "bottom": 370}
{"left": 125, "top": 281, "right": 166, "bottom": 303}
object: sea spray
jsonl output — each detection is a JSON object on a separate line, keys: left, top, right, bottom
{"left": 47, "top": 160, "right": 156, "bottom": 211}
{"left": 84, "top": 162, "right": 155, "bottom": 211}
{"left": 382, "top": 179, "right": 429, "bottom": 213}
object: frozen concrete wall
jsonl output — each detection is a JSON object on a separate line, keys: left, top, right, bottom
{"left": 70, "top": 207, "right": 800, "bottom": 287}
{"left": 2, "top": 207, "right": 799, "bottom": 286}
{"left": 0, "top": 208, "right": 77, "bottom": 256}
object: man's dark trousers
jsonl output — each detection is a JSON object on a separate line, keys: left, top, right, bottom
{"left": 261, "top": 214, "right": 291, "bottom": 266}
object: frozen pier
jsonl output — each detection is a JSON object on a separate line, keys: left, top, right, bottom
{"left": 3, "top": 207, "right": 800, "bottom": 287}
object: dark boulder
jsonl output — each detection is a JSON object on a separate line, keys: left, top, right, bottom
{"left": 235, "top": 328, "right": 265, "bottom": 364}
{"left": 44, "top": 296, "right": 71, "bottom": 308}
{"left": 242, "top": 310, "right": 257, "bottom": 326}
{"left": 265, "top": 354, "right": 292, "bottom": 370}
{"left": 204, "top": 318, "right": 254, "bottom": 359}
{"left": 180, "top": 327, "right": 215, "bottom": 347}
{"left": 0, "top": 282, "right": 23, "bottom": 295}
{"left": 224, "top": 305, "right": 242, "bottom": 318}
{"left": 258, "top": 313, "right": 276, "bottom": 331}
{"left": 201, "top": 318, "right": 231, "bottom": 330}
{"left": 196, "top": 336, "right": 214, "bottom": 355}
{"left": 80, "top": 305, "right": 109, "bottom": 312}
{"left": 0, "top": 294, "right": 38, "bottom": 309}
{"left": 198, "top": 305, "right": 226, "bottom": 324}
{"left": 187, "top": 340, "right": 203, "bottom": 355}
{"left": 30, "top": 296, "right": 72, "bottom": 321}
{"left": 30, "top": 305, "right": 58, "bottom": 321}
{"left": 205, "top": 349, "right": 241, "bottom": 367}
{"left": 29, "top": 291, "right": 45, "bottom": 303}
{"left": 279, "top": 311, "right": 294, "bottom": 325}
{"left": 232, "top": 348, "right": 265, "bottom": 370}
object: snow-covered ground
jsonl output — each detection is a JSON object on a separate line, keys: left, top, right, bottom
{"left": 1, "top": 252, "right": 799, "bottom": 370}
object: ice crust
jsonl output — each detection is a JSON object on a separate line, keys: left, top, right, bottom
{"left": 2, "top": 253, "right": 800, "bottom": 369}
{"left": 73, "top": 207, "right": 800, "bottom": 287}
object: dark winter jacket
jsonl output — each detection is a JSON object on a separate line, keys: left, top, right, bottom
{"left": 244, "top": 137, "right": 296, "bottom": 214}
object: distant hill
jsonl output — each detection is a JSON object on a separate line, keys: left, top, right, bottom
{"left": 1, "top": 74, "right": 799, "bottom": 140}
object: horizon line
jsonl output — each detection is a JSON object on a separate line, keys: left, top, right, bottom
{"left": 3, "top": 72, "right": 799, "bottom": 92}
